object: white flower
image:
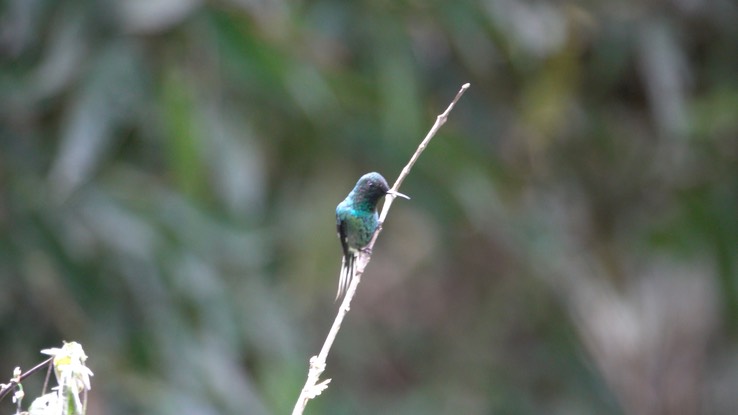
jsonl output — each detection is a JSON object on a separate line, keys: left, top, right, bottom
{"left": 40, "top": 342, "right": 93, "bottom": 414}
{"left": 28, "top": 392, "right": 60, "bottom": 415}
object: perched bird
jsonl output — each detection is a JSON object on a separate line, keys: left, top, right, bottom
{"left": 335, "top": 172, "right": 409, "bottom": 300}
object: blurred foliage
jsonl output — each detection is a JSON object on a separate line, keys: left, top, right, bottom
{"left": 1, "top": 0, "right": 737, "bottom": 414}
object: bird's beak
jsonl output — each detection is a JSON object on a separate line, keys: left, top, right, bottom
{"left": 387, "top": 189, "right": 410, "bottom": 200}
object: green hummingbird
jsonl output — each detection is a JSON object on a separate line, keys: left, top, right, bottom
{"left": 335, "top": 172, "right": 409, "bottom": 299}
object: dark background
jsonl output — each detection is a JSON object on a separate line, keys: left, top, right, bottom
{"left": 1, "top": 0, "right": 737, "bottom": 414}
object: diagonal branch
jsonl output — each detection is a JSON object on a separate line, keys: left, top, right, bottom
{"left": 380, "top": 83, "right": 470, "bottom": 223}
{"left": 292, "top": 83, "right": 470, "bottom": 415}
{"left": 0, "top": 357, "right": 54, "bottom": 403}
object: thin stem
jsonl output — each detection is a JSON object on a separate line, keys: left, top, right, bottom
{"left": 292, "top": 83, "right": 470, "bottom": 415}
{"left": 42, "top": 358, "right": 53, "bottom": 395}
{"left": 0, "top": 357, "right": 54, "bottom": 403}
{"left": 380, "top": 83, "right": 470, "bottom": 223}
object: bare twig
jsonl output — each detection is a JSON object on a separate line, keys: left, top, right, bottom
{"left": 0, "top": 357, "right": 53, "bottom": 403}
{"left": 292, "top": 83, "right": 470, "bottom": 415}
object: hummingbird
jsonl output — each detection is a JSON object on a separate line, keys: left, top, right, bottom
{"left": 335, "top": 172, "right": 409, "bottom": 300}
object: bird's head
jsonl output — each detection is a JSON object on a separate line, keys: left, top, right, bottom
{"left": 352, "top": 172, "right": 409, "bottom": 206}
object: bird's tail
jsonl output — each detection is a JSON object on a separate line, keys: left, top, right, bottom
{"left": 336, "top": 254, "right": 355, "bottom": 301}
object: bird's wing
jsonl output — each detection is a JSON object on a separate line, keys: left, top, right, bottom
{"left": 336, "top": 212, "right": 353, "bottom": 300}
{"left": 337, "top": 214, "right": 350, "bottom": 259}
